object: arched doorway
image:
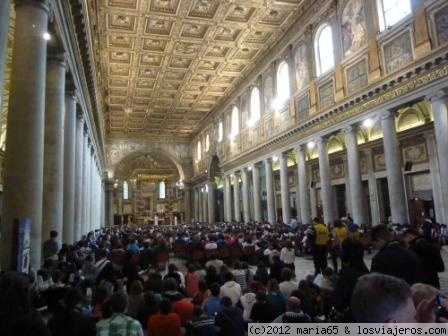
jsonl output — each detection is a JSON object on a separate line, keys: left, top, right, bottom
{"left": 112, "top": 150, "right": 186, "bottom": 225}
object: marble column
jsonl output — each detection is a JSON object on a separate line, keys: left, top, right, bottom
{"left": 264, "top": 158, "right": 276, "bottom": 224}
{"left": 193, "top": 187, "right": 199, "bottom": 222}
{"left": 116, "top": 184, "right": 123, "bottom": 226}
{"left": 207, "top": 181, "right": 215, "bottom": 224}
{"left": 242, "top": 168, "right": 250, "bottom": 223}
{"left": 89, "top": 153, "right": 95, "bottom": 232}
{"left": 1, "top": 0, "right": 50, "bottom": 270}
{"left": 198, "top": 187, "right": 203, "bottom": 222}
{"left": 424, "top": 133, "right": 445, "bottom": 223}
{"left": 0, "top": 0, "right": 10, "bottom": 110}
{"left": 42, "top": 48, "right": 66, "bottom": 246}
{"left": 344, "top": 125, "right": 368, "bottom": 225}
{"left": 184, "top": 185, "right": 192, "bottom": 223}
{"left": 233, "top": 172, "right": 241, "bottom": 222}
{"left": 318, "top": 137, "right": 336, "bottom": 224}
{"left": 202, "top": 186, "right": 208, "bottom": 223}
{"left": 74, "top": 115, "right": 84, "bottom": 240}
{"left": 224, "top": 175, "right": 232, "bottom": 222}
{"left": 430, "top": 92, "right": 448, "bottom": 224}
{"left": 252, "top": 164, "right": 262, "bottom": 223}
{"left": 106, "top": 180, "right": 114, "bottom": 227}
{"left": 82, "top": 138, "right": 91, "bottom": 234}
{"left": 381, "top": 111, "right": 408, "bottom": 224}
{"left": 62, "top": 84, "right": 76, "bottom": 244}
{"left": 279, "top": 152, "right": 291, "bottom": 224}
{"left": 342, "top": 156, "right": 352, "bottom": 215}
{"left": 364, "top": 148, "right": 380, "bottom": 225}
{"left": 295, "top": 145, "right": 311, "bottom": 224}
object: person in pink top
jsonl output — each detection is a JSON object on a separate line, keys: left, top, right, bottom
{"left": 185, "top": 264, "right": 200, "bottom": 298}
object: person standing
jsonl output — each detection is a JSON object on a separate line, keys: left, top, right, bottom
{"left": 43, "top": 230, "right": 59, "bottom": 261}
{"left": 370, "top": 225, "right": 424, "bottom": 285}
{"left": 310, "top": 218, "right": 329, "bottom": 275}
{"left": 402, "top": 229, "right": 444, "bottom": 288}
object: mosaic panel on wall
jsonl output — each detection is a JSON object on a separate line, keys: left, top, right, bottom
{"left": 383, "top": 30, "right": 413, "bottom": 73}
{"left": 435, "top": 5, "right": 448, "bottom": 46}
{"left": 341, "top": 0, "right": 367, "bottom": 57}
{"left": 345, "top": 58, "right": 368, "bottom": 94}
{"left": 318, "top": 80, "right": 335, "bottom": 109}
{"left": 296, "top": 94, "right": 310, "bottom": 119}
{"left": 294, "top": 44, "right": 310, "bottom": 91}
{"left": 264, "top": 75, "right": 274, "bottom": 114}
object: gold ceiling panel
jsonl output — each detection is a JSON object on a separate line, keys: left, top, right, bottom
{"left": 91, "top": 0, "right": 306, "bottom": 139}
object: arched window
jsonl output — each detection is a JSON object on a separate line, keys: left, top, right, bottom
{"left": 123, "top": 181, "right": 129, "bottom": 200}
{"left": 249, "top": 87, "right": 261, "bottom": 125}
{"left": 197, "top": 140, "right": 202, "bottom": 161}
{"left": 377, "top": 0, "right": 411, "bottom": 31}
{"left": 205, "top": 133, "right": 210, "bottom": 152}
{"left": 159, "top": 181, "right": 166, "bottom": 199}
{"left": 231, "top": 105, "right": 239, "bottom": 137}
{"left": 218, "top": 121, "right": 223, "bottom": 142}
{"left": 276, "top": 61, "right": 290, "bottom": 103}
{"left": 315, "top": 24, "right": 335, "bottom": 76}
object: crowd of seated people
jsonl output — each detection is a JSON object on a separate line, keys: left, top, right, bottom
{"left": 0, "top": 217, "right": 447, "bottom": 335}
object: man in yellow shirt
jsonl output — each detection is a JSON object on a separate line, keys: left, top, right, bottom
{"left": 310, "top": 217, "right": 330, "bottom": 275}
{"left": 331, "top": 220, "right": 348, "bottom": 273}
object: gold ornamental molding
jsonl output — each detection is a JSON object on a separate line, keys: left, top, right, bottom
{"left": 221, "top": 50, "right": 448, "bottom": 172}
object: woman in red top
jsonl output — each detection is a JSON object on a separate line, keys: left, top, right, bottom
{"left": 148, "top": 300, "right": 181, "bottom": 336}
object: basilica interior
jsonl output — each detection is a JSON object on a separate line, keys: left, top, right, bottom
{"left": 0, "top": 0, "right": 448, "bottom": 271}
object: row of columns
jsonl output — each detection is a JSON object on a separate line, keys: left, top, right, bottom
{"left": 221, "top": 97, "right": 448, "bottom": 226}
{"left": 0, "top": 0, "right": 104, "bottom": 271}
{"left": 193, "top": 182, "right": 216, "bottom": 224}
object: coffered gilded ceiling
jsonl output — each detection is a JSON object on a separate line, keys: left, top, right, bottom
{"left": 91, "top": 0, "right": 306, "bottom": 140}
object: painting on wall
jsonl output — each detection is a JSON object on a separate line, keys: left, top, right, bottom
{"left": 264, "top": 75, "right": 274, "bottom": 113}
{"left": 318, "top": 80, "right": 334, "bottom": 109}
{"left": 294, "top": 44, "right": 310, "bottom": 91}
{"left": 341, "top": 0, "right": 367, "bottom": 57}
{"left": 296, "top": 94, "right": 309, "bottom": 119}
{"left": 345, "top": 58, "right": 368, "bottom": 94}
{"left": 435, "top": 5, "right": 448, "bottom": 46}
{"left": 383, "top": 30, "right": 413, "bottom": 73}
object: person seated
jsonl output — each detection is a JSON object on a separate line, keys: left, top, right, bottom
{"left": 220, "top": 272, "right": 242, "bottom": 306}
{"left": 137, "top": 292, "right": 159, "bottom": 331}
{"left": 96, "top": 292, "right": 143, "bottom": 335}
{"left": 279, "top": 267, "right": 298, "bottom": 299}
{"left": 0, "top": 272, "right": 51, "bottom": 336}
{"left": 203, "top": 283, "right": 221, "bottom": 318}
{"left": 186, "top": 306, "right": 217, "bottom": 336}
{"left": 351, "top": 273, "right": 436, "bottom": 323}
{"left": 239, "top": 288, "right": 256, "bottom": 322}
{"left": 162, "top": 278, "right": 183, "bottom": 302}
{"left": 215, "top": 297, "right": 245, "bottom": 336}
{"left": 250, "top": 291, "right": 277, "bottom": 323}
{"left": 148, "top": 299, "right": 181, "bottom": 336}
{"left": 272, "top": 296, "right": 312, "bottom": 323}
{"left": 47, "top": 288, "right": 96, "bottom": 336}
{"left": 266, "top": 279, "right": 286, "bottom": 317}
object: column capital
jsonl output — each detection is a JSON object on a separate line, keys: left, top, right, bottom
{"left": 15, "top": 0, "right": 50, "bottom": 13}
{"left": 264, "top": 157, "right": 273, "bottom": 164}
{"left": 316, "top": 135, "right": 329, "bottom": 146}
{"left": 342, "top": 124, "right": 359, "bottom": 135}
{"left": 380, "top": 110, "right": 398, "bottom": 121}
{"left": 294, "top": 143, "right": 306, "bottom": 153}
